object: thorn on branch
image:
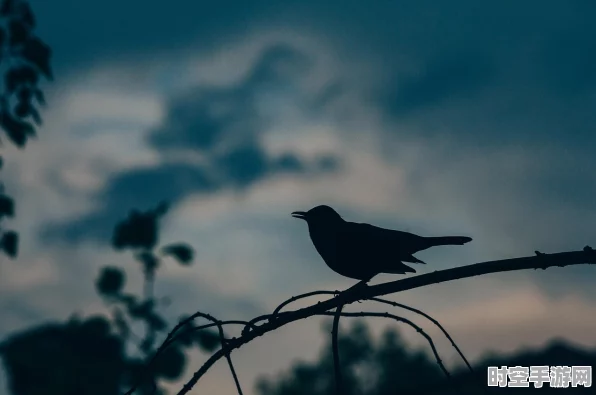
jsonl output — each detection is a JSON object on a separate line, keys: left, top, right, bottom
{"left": 533, "top": 250, "right": 551, "bottom": 270}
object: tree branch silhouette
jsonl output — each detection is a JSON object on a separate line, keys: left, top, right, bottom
{"left": 245, "top": 289, "right": 492, "bottom": 393}
{"left": 254, "top": 289, "right": 474, "bottom": 374}
{"left": 122, "top": 247, "right": 596, "bottom": 395}
{"left": 319, "top": 311, "right": 451, "bottom": 379}
{"left": 331, "top": 304, "right": 344, "bottom": 395}
{"left": 217, "top": 323, "right": 244, "bottom": 395}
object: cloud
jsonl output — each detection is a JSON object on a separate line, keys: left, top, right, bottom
{"left": 3, "top": 7, "right": 596, "bottom": 395}
{"left": 42, "top": 43, "right": 340, "bottom": 244}
{"left": 380, "top": 52, "right": 496, "bottom": 117}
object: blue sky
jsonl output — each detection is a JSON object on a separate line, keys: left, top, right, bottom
{"left": 2, "top": 0, "right": 596, "bottom": 393}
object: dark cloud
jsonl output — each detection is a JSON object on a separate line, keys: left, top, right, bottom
{"left": 44, "top": 164, "right": 218, "bottom": 243}
{"left": 30, "top": 0, "right": 279, "bottom": 72}
{"left": 380, "top": 52, "right": 496, "bottom": 117}
{"left": 31, "top": 0, "right": 596, "bottom": 299}
{"left": 147, "top": 44, "right": 310, "bottom": 152}
{"left": 366, "top": 1, "right": 596, "bottom": 146}
{"left": 44, "top": 44, "right": 339, "bottom": 244}
{"left": 538, "top": 28, "right": 596, "bottom": 96}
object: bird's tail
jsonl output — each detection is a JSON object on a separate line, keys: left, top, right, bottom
{"left": 425, "top": 236, "right": 472, "bottom": 246}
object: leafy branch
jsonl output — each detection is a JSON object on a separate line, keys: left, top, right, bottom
{"left": 0, "top": 0, "right": 52, "bottom": 259}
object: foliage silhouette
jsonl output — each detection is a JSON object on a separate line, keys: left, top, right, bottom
{"left": 0, "top": 203, "right": 220, "bottom": 395}
{"left": 0, "top": 0, "right": 52, "bottom": 260}
{"left": 257, "top": 320, "right": 596, "bottom": 395}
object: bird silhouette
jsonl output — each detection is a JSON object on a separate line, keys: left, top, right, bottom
{"left": 292, "top": 205, "right": 472, "bottom": 281}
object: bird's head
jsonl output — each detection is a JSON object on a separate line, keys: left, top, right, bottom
{"left": 291, "top": 205, "right": 343, "bottom": 225}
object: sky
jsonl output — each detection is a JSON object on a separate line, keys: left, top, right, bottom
{"left": 1, "top": 0, "right": 596, "bottom": 394}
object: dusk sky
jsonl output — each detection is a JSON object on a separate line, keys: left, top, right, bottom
{"left": 1, "top": 1, "right": 596, "bottom": 393}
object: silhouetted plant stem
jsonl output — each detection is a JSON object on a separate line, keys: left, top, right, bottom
{"left": 124, "top": 311, "right": 246, "bottom": 395}
{"left": 257, "top": 290, "right": 476, "bottom": 373}
{"left": 168, "top": 247, "right": 596, "bottom": 395}
{"left": 320, "top": 311, "right": 451, "bottom": 379}
{"left": 331, "top": 304, "right": 344, "bottom": 395}
{"left": 367, "top": 297, "right": 490, "bottom": 394}
{"left": 369, "top": 298, "right": 472, "bottom": 370}
{"left": 217, "top": 323, "right": 244, "bottom": 395}
{"left": 143, "top": 268, "right": 155, "bottom": 302}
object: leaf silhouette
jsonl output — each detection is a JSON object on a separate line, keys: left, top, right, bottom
{"left": 1, "top": 230, "right": 18, "bottom": 257}
{"left": 153, "top": 346, "right": 186, "bottom": 380}
{"left": 0, "top": 0, "right": 15, "bottom": 16}
{"left": 17, "top": 1, "right": 35, "bottom": 28}
{"left": 0, "top": 105, "right": 35, "bottom": 147}
{"left": 4, "top": 66, "right": 38, "bottom": 94}
{"left": 145, "top": 313, "right": 167, "bottom": 332}
{"left": 112, "top": 209, "right": 159, "bottom": 251}
{"left": 21, "top": 36, "right": 52, "bottom": 79}
{"left": 8, "top": 19, "right": 29, "bottom": 46}
{"left": 111, "top": 203, "right": 169, "bottom": 251}
{"left": 161, "top": 243, "right": 194, "bottom": 265}
{"left": 0, "top": 193, "right": 15, "bottom": 218}
{"left": 96, "top": 266, "right": 126, "bottom": 296}
{"left": 194, "top": 329, "right": 220, "bottom": 352}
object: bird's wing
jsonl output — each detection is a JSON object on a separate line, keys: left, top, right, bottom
{"left": 340, "top": 222, "right": 423, "bottom": 272}
{"left": 348, "top": 222, "right": 423, "bottom": 247}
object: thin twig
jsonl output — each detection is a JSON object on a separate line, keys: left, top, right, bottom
{"left": 217, "top": 324, "right": 244, "bottom": 395}
{"left": 124, "top": 311, "right": 251, "bottom": 395}
{"left": 321, "top": 311, "right": 451, "bottom": 379}
{"left": 173, "top": 247, "right": 596, "bottom": 395}
{"left": 331, "top": 304, "right": 344, "bottom": 395}
{"left": 368, "top": 298, "right": 472, "bottom": 371}
{"left": 257, "top": 290, "right": 474, "bottom": 372}
{"left": 252, "top": 290, "right": 487, "bottom": 392}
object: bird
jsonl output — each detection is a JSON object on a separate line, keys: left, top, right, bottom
{"left": 292, "top": 205, "right": 472, "bottom": 282}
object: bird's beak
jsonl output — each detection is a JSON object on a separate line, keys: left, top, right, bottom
{"left": 291, "top": 211, "right": 307, "bottom": 220}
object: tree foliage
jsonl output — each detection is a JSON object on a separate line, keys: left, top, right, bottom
{"left": 0, "top": 204, "right": 219, "bottom": 395}
{"left": 0, "top": 0, "right": 52, "bottom": 259}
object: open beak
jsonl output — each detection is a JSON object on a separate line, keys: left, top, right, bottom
{"left": 291, "top": 211, "right": 307, "bottom": 220}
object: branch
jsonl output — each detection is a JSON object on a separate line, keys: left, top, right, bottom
{"left": 259, "top": 289, "right": 474, "bottom": 372}
{"left": 256, "top": 290, "right": 488, "bottom": 393}
{"left": 124, "top": 311, "right": 253, "bottom": 395}
{"left": 217, "top": 324, "right": 244, "bottom": 395}
{"left": 174, "top": 247, "right": 596, "bottom": 395}
{"left": 272, "top": 290, "right": 340, "bottom": 318}
{"left": 331, "top": 304, "right": 344, "bottom": 395}
{"left": 368, "top": 298, "right": 472, "bottom": 372}
{"left": 319, "top": 311, "right": 451, "bottom": 379}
